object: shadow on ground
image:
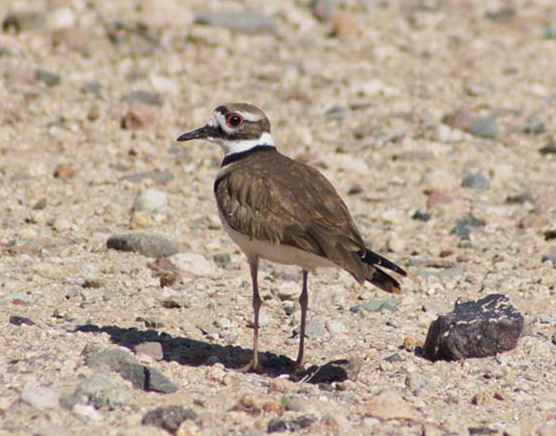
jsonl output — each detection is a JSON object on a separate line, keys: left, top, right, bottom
{"left": 75, "top": 324, "right": 360, "bottom": 383}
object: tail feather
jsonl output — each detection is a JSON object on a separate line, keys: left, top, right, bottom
{"left": 367, "top": 267, "right": 402, "bottom": 294}
{"left": 359, "top": 249, "right": 407, "bottom": 277}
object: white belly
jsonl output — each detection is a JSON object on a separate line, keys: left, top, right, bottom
{"left": 218, "top": 210, "right": 335, "bottom": 271}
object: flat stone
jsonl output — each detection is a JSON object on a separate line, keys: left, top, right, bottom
{"left": 133, "top": 189, "right": 168, "bottom": 215}
{"left": 423, "top": 293, "right": 524, "bottom": 361}
{"left": 461, "top": 171, "right": 490, "bottom": 191}
{"left": 350, "top": 297, "right": 399, "bottom": 314}
{"left": 107, "top": 233, "right": 179, "bottom": 258}
{"left": 36, "top": 69, "right": 61, "bottom": 87}
{"left": 142, "top": 406, "right": 197, "bottom": 434}
{"left": 168, "top": 252, "right": 215, "bottom": 276}
{"left": 9, "top": 315, "right": 35, "bottom": 326}
{"left": 194, "top": 11, "right": 276, "bottom": 34}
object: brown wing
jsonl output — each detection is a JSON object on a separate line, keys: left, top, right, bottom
{"left": 214, "top": 151, "right": 369, "bottom": 280}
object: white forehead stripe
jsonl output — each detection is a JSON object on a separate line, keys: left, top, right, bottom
{"left": 235, "top": 110, "right": 263, "bottom": 122}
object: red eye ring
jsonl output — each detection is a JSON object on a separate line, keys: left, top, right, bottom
{"left": 226, "top": 113, "right": 243, "bottom": 128}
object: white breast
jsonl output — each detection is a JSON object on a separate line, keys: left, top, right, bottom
{"left": 217, "top": 209, "right": 336, "bottom": 272}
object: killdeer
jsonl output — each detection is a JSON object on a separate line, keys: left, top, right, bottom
{"left": 177, "top": 103, "right": 407, "bottom": 372}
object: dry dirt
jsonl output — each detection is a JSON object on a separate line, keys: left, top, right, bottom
{"left": 1, "top": 0, "right": 556, "bottom": 435}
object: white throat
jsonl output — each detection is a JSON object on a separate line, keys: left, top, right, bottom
{"left": 214, "top": 132, "right": 275, "bottom": 156}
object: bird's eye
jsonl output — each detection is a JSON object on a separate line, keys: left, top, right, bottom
{"left": 226, "top": 113, "right": 243, "bottom": 128}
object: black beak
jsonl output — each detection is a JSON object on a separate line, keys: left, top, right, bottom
{"left": 176, "top": 124, "right": 219, "bottom": 142}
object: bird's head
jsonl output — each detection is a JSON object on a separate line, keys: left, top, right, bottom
{"left": 177, "top": 103, "right": 274, "bottom": 156}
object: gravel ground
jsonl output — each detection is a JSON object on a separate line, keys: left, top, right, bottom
{"left": 1, "top": 0, "right": 556, "bottom": 435}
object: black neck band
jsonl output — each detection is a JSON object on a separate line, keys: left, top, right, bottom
{"left": 221, "top": 145, "right": 275, "bottom": 167}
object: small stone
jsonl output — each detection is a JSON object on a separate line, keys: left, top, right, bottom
{"left": 134, "top": 342, "right": 164, "bottom": 361}
{"left": 212, "top": 253, "right": 231, "bottom": 268}
{"left": 435, "top": 123, "right": 464, "bottom": 143}
{"left": 364, "top": 390, "right": 416, "bottom": 420}
{"left": 451, "top": 214, "right": 485, "bottom": 240}
{"left": 124, "top": 90, "right": 163, "bottom": 106}
{"left": 423, "top": 294, "right": 524, "bottom": 361}
{"left": 194, "top": 11, "right": 276, "bottom": 34}
{"left": 471, "top": 392, "right": 493, "bottom": 406}
{"left": 74, "top": 372, "right": 132, "bottom": 408}
{"left": 122, "top": 104, "right": 156, "bottom": 130}
{"left": 469, "top": 115, "right": 498, "bottom": 139}
{"left": 107, "top": 233, "right": 179, "bottom": 258}
{"left": 53, "top": 163, "right": 75, "bottom": 179}
{"left": 405, "top": 373, "right": 426, "bottom": 394}
{"left": 47, "top": 8, "right": 76, "bottom": 30}
{"left": 443, "top": 109, "right": 498, "bottom": 139}
{"left": 539, "top": 140, "right": 556, "bottom": 156}
{"left": 36, "top": 69, "right": 61, "bottom": 87}
{"left": 402, "top": 336, "right": 422, "bottom": 352}
{"left": 282, "top": 395, "right": 305, "bottom": 412}
{"left": 461, "top": 171, "right": 490, "bottom": 191}
{"left": 142, "top": 406, "right": 197, "bottom": 434}
{"left": 326, "top": 319, "right": 347, "bottom": 335}
{"left": 505, "top": 192, "right": 534, "bottom": 205}
{"left": 52, "top": 217, "right": 72, "bottom": 233}
{"left": 412, "top": 209, "right": 431, "bottom": 222}
{"left": 9, "top": 315, "right": 35, "bottom": 326}
{"left": 86, "top": 105, "right": 100, "bottom": 122}
{"left": 3, "top": 11, "right": 44, "bottom": 33}
{"left": 160, "top": 271, "right": 178, "bottom": 288}
{"left": 544, "top": 229, "right": 556, "bottom": 241}
{"left": 168, "top": 252, "right": 215, "bottom": 276}
{"left": 311, "top": 0, "right": 337, "bottom": 21}
{"left": 387, "top": 233, "right": 406, "bottom": 253}
{"left": 82, "top": 80, "right": 103, "bottom": 97}
{"left": 267, "top": 415, "right": 316, "bottom": 433}
{"left": 133, "top": 189, "right": 168, "bottom": 215}
{"left": 73, "top": 404, "right": 102, "bottom": 422}
{"left": 350, "top": 297, "right": 399, "bottom": 314}
{"left": 330, "top": 12, "right": 362, "bottom": 39}
{"left": 304, "top": 318, "right": 327, "bottom": 338}
{"left": 32, "top": 198, "right": 47, "bottom": 210}
{"left": 347, "top": 183, "right": 363, "bottom": 195}
{"left": 469, "top": 426, "right": 497, "bottom": 435}
{"left": 21, "top": 384, "right": 59, "bottom": 409}
{"left": 522, "top": 116, "right": 545, "bottom": 135}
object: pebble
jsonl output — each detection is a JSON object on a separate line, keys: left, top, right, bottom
{"left": 305, "top": 318, "right": 327, "bottom": 338}
{"left": 212, "top": 253, "right": 231, "bottom": 268}
{"left": 544, "top": 229, "right": 556, "bottom": 241}
{"left": 133, "top": 189, "right": 168, "bottom": 215}
{"left": 134, "top": 342, "right": 164, "bottom": 361}
{"left": 330, "top": 12, "right": 362, "bottom": 39}
{"left": 443, "top": 109, "right": 498, "bottom": 139}
{"left": 36, "top": 69, "right": 61, "bottom": 87}
{"left": 53, "top": 163, "right": 75, "bottom": 180}
{"left": 267, "top": 415, "right": 316, "bottom": 433}
{"left": 107, "top": 232, "right": 179, "bottom": 258}
{"left": 364, "top": 390, "right": 416, "bottom": 420}
{"left": 124, "top": 90, "right": 163, "bottom": 106}
{"left": 522, "top": 116, "right": 545, "bottom": 135}
{"left": 326, "top": 319, "right": 347, "bottom": 335}
{"left": 121, "top": 104, "right": 156, "bottom": 130}
{"left": 435, "top": 124, "right": 465, "bottom": 143}
{"left": 539, "top": 140, "right": 556, "bottom": 156}
{"left": 21, "top": 384, "right": 60, "bottom": 409}
{"left": 82, "top": 80, "right": 103, "bottom": 97}
{"left": 412, "top": 209, "right": 431, "bottom": 222}
{"left": 423, "top": 293, "right": 524, "bottom": 361}
{"left": 142, "top": 406, "right": 198, "bottom": 434}
{"left": 461, "top": 171, "right": 490, "bottom": 191}
{"left": 350, "top": 297, "right": 399, "bottom": 314}
{"left": 168, "top": 252, "right": 215, "bottom": 276}
{"left": 2, "top": 11, "right": 44, "bottom": 33}
{"left": 311, "top": 0, "right": 337, "bottom": 21}
{"left": 405, "top": 372, "right": 427, "bottom": 394}
{"left": 47, "top": 8, "right": 76, "bottom": 30}
{"left": 9, "top": 315, "right": 35, "bottom": 326}
{"left": 194, "top": 11, "right": 276, "bottom": 34}
{"left": 73, "top": 404, "right": 103, "bottom": 422}
{"left": 451, "top": 214, "right": 485, "bottom": 240}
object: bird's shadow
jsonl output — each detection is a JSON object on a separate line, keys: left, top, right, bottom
{"left": 75, "top": 324, "right": 359, "bottom": 384}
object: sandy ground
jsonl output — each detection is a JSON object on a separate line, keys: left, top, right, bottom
{"left": 1, "top": 0, "right": 556, "bottom": 435}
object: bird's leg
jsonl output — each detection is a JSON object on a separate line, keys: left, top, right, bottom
{"left": 240, "top": 257, "right": 262, "bottom": 372}
{"left": 295, "top": 270, "right": 309, "bottom": 369}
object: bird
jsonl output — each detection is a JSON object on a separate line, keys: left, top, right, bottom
{"left": 177, "top": 103, "right": 407, "bottom": 372}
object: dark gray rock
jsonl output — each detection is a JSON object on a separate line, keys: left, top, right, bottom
{"left": 142, "top": 406, "right": 197, "bottom": 434}
{"left": 451, "top": 214, "right": 485, "bottom": 240}
{"left": 84, "top": 347, "right": 177, "bottom": 394}
{"left": 36, "top": 69, "right": 61, "bottom": 87}
{"left": 461, "top": 171, "right": 490, "bottom": 191}
{"left": 81, "top": 80, "right": 103, "bottom": 97}
{"left": 107, "top": 232, "right": 179, "bottom": 258}
{"left": 544, "top": 229, "right": 556, "bottom": 241}
{"left": 194, "top": 11, "right": 276, "bottom": 34}
{"left": 539, "top": 140, "right": 556, "bottom": 156}
{"left": 267, "top": 415, "right": 316, "bottom": 433}
{"left": 423, "top": 294, "right": 524, "bottom": 361}
{"left": 412, "top": 209, "right": 431, "bottom": 222}
{"left": 9, "top": 315, "right": 35, "bottom": 326}
{"left": 505, "top": 191, "right": 534, "bottom": 205}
